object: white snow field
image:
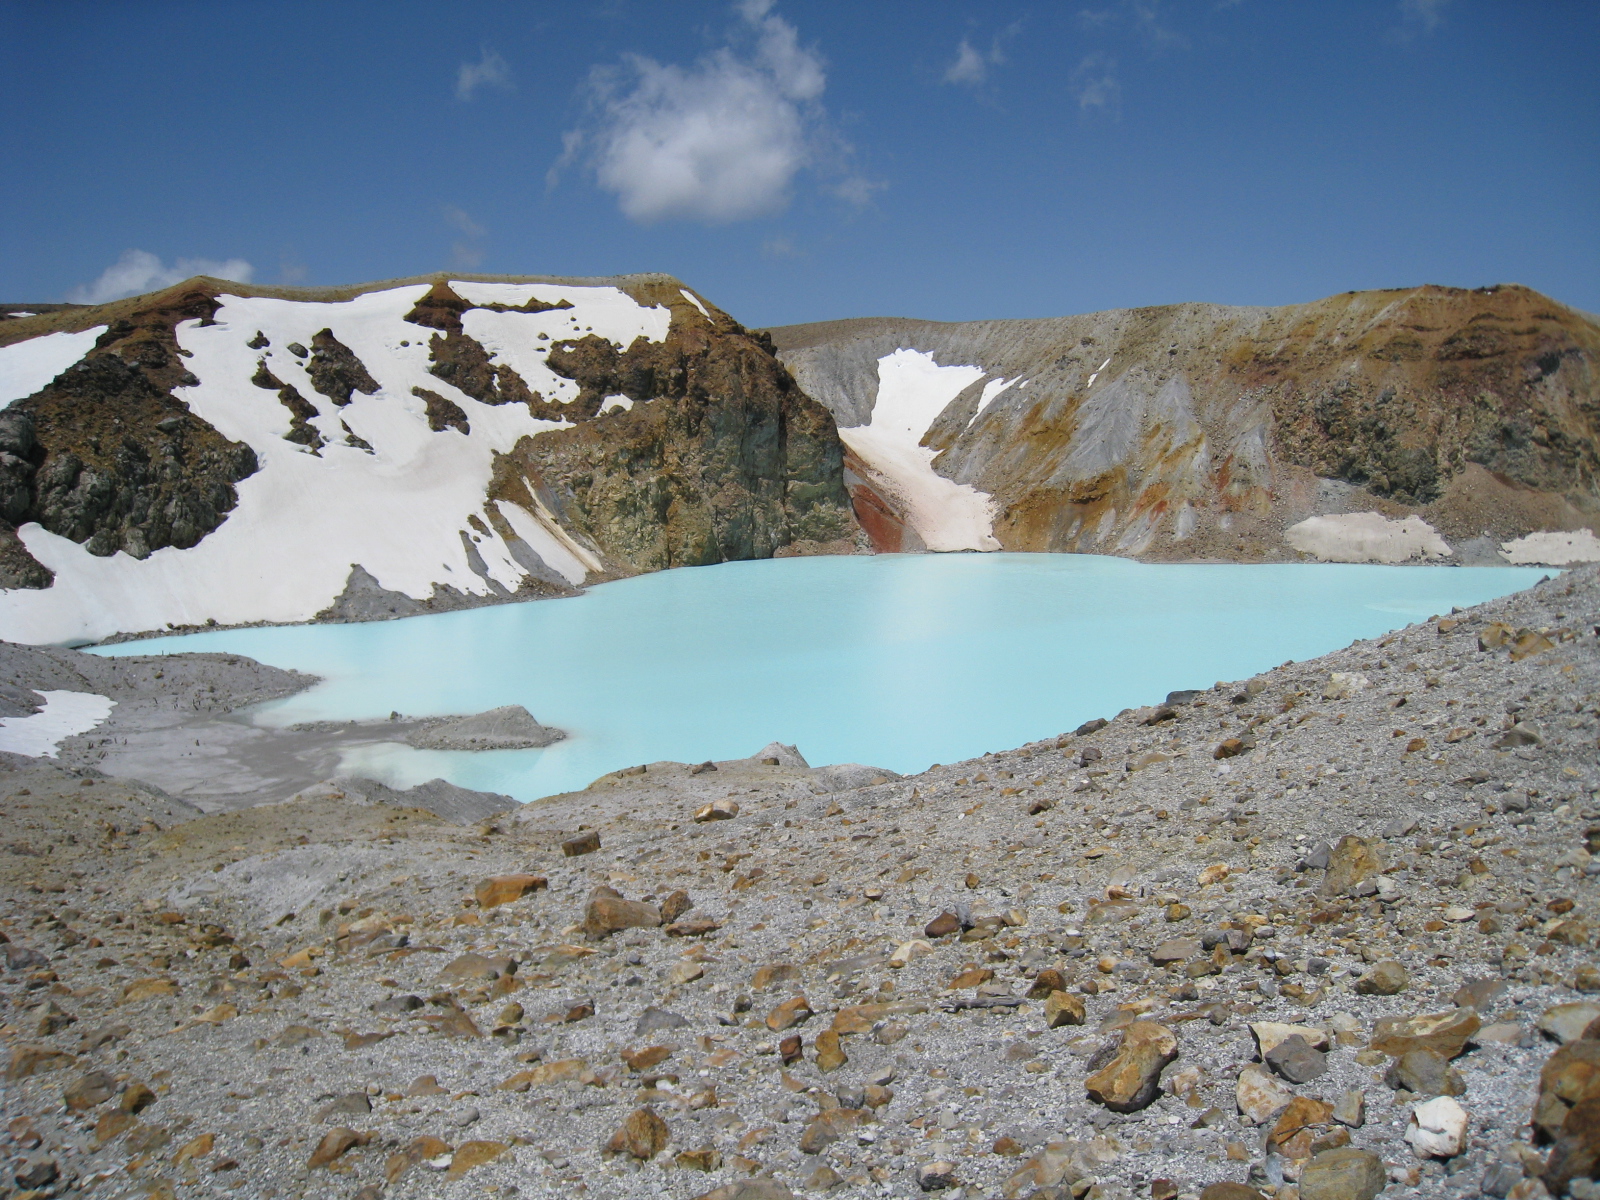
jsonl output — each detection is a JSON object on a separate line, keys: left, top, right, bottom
{"left": 0, "top": 283, "right": 673, "bottom": 645}
{"left": 1285, "top": 512, "right": 1452, "bottom": 563}
{"left": 0, "top": 326, "right": 106, "bottom": 405}
{"left": 0, "top": 690, "right": 115, "bottom": 758}
{"left": 1500, "top": 529, "right": 1600, "bottom": 565}
{"left": 838, "top": 348, "right": 1002, "bottom": 552}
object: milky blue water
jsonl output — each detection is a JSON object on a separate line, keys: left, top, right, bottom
{"left": 90, "top": 554, "right": 1550, "bottom": 802}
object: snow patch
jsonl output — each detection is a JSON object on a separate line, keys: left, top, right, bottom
{"left": 0, "top": 283, "right": 672, "bottom": 644}
{"left": 1285, "top": 512, "right": 1451, "bottom": 563}
{"left": 966, "top": 376, "right": 1020, "bottom": 428}
{"left": 679, "top": 288, "right": 711, "bottom": 319}
{"left": 840, "top": 349, "right": 999, "bottom": 552}
{"left": 0, "top": 326, "right": 106, "bottom": 406}
{"left": 1085, "top": 356, "right": 1112, "bottom": 389}
{"left": 0, "top": 690, "right": 115, "bottom": 758}
{"left": 1499, "top": 529, "right": 1600, "bottom": 565}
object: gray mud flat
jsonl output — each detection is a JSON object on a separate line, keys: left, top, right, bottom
{"left": 0, "top": 642, "right": 559, "bottom": 814}
{"left": 1, "top": 571, "right": 1599, "bottom": 1200}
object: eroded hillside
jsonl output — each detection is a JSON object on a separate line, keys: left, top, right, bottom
{"left": 770, "top": 285, "right": 1600, "bottom": 566}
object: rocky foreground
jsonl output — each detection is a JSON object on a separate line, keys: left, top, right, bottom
{"left": 3, "top": 572, "right": 1600, "bottom": 1200}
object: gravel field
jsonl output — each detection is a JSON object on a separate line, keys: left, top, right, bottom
{"left": 2, "top": 568, "right": 1598, "bottom": 1200}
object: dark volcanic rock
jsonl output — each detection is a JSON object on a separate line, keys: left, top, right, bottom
{"left": 306, "top": 328, "right": 379, "bottom": 407}
{"left": 491, "top": 282, "right": 858, "bottom": 573}
{"left": 4, "top": 287, "right": 258, "bottom": 580}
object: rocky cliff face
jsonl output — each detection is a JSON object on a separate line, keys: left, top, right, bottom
{"left": 489, "top": 279, "right": 852, "bottom": 573}
{"left": 0, "top": 289, "right": 260, "bottom": 587}
{"left": 0, "top": 274, "right": 859, "bottom": 644}
{"left": 770, "top": 285, "right": 1600, "bottom": 565}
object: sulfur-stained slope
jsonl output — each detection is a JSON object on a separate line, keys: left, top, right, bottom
{"left": 769, "top": 284, "right": 1600, "bottom": 564}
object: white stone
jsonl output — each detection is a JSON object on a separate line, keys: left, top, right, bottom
{"left": 1405, "top": 1096, "right": 1468, "bottom": 1158}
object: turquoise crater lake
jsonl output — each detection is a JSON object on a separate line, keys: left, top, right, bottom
{"left": 92, "top": 554, "right": 1550, "bottom": 801}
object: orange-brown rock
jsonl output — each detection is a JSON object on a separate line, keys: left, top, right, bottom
{"left": 584, "top": 889, "right": 662, "bottom": 939}
{"left": 766, "top": 995, "right": 813, "bottom": 1032}
{"left": 474, "top": 874, "right": 546, "bottom": 909}
{"left": 1085, "top": 1021, "right": 1179, "bottom": 1112}
{"left": 1369, "top": 1008, "right": 1481, "bottom": 1060}
{"left": 308, "top": 1127, "right": 368, "bottom": 1169}
{"left": 446, "top": 1140, "right": 509, "bottom": 1179}
{"left": 604, "top": 1107, "right": 670, "bottom": 1160}
{"left": 814, "top": 1030, "right": 847, "bottom": 1072}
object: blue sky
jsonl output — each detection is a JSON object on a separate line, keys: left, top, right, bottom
{"left": 4, "top": 0, "right": 1596, "bottom": 327}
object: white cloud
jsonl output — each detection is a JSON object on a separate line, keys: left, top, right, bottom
{"left": 1071, "top": 53, "right": 1121, "bottom": 113}
{"left": 761, "top": 234, "right": 803, "bottom": 259}
{"left": 66, "top": 250, "right": 254, "bottom": 305}
{"left": 561, "top": 1, "right": 836, "bottom": 223}
{"left": 944, "top": 38, "right": 991, "bottom": 86}
{"left": 456, "top": 47, "right": 513, "bottom": 101}
{"left": 943, "top": 25, "right": 1020, "bottom": 89}
{"left": 442, "top": 204, "right": 486, "bottom": 239}
{"left": 1399, "top": 0, "right": 1447, "bottom": 32}
{"left": 443, "top": 205, "right": 487, "bottom": 269}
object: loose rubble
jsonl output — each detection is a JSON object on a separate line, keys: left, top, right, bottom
{"left": 2, "top": 568, "right": 1600, "bottom": 1199}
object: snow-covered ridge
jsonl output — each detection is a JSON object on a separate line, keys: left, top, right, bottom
{"left": 0, "top": 283, "right": 675, "bottom": 645}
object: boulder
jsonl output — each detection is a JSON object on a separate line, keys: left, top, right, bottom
{"left": 1370, "top": 1008, "right": 1481, "bottom": 1059}
{"left": 1200, "top": 1186, "right": 1266, "bottom": 1200}
{"left": 1152, "top": 938, "right": 1202, "bottom": 965}
{"left": 1251, "top": 1022, "right": 1330, "bottom": 1056}
{"left": 1541, "top": 1003, "right": 1600, "bottom": 1045}
{"left": 1044, "top": 991, "right": 1087, "bottom": 1028}
{"left": 766, "top": 995, "right": 813, "bottom": 1032}
{"left": 693, "top": 799, "right": 740, "bottom": 823}
{"left": 798, "top": 1108, "right": 866, "bottom": 1154}
{"left": 1320, "top": 835, "right": 1384, "bottom": 897}
{"left": 473, "top": 874, "right": 546, "bottom": 909}
{"left": 446, "top": 1140, "right": 509, "bottom": 1179}
{"left": 562, "top": 830, "right": 601, "bottom": 857}
{"left": 1298, "top": 1147, "right": 1387, "bottom": 1200}
{"left": 1385, "top": 1049, "right": 1464, "bottom": 1097}
{"left": 1354, "top": 960, "right": 1409, "bottom": 996}
{"left": 1084, "top": 1021, "right": 1178, "bottom": 1113}
{"left": 1533, "top": 1038, "right": 1600, "bottom": 1141}
{"left": 1236, "top": 1064, "right": 1295, "bottom": 1125}
{"left": 62, "top": 1071, "right": 116, "bottom": 1112}
{"left": 1544, "top": 1096, "right": 1600, "bottom": 1195}
{"left": 584, "top": 889, "right": 661, "bottom": 939}
{"left": 1266, "top": 1035, "right": 1328, "bottom": 1083}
